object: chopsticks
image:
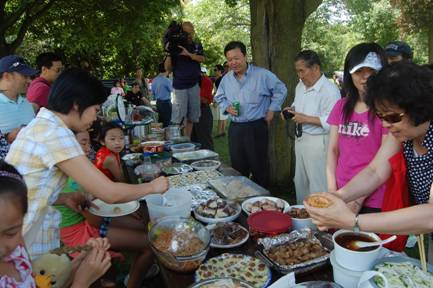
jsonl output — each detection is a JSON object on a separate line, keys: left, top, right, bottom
{"left": 417, "top": 234, "right": 427, "bottom": 272}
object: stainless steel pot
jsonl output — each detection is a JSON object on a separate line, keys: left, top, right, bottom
{"left": 164, "top": 125, "right": 181, "bottom": 140}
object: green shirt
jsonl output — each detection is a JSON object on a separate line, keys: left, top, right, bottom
{"left": 55, "top": 177, "right": 85, "bottom": 228}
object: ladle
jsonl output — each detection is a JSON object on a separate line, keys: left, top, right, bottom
{"left": 352, "top": 235, "right": 397, "bottom": 249}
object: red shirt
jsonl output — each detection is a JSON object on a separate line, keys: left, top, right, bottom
{"left": 27, "top": 76, "right": 51, "bottom": 108}
{"left": 94, "top": 146, "right": 121, "bottom": 181}
{"left": 200, "top": 75, "right": 213, "bottom": 104}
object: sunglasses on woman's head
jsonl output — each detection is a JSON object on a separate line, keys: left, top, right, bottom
{"left": 375, "top": 112, "right": 405, "bottom": 123}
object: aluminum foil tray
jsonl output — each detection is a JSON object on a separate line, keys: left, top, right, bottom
{"left": 209, "top": 176, "right": 270, "bottom": 201}
{"left": 173, "top": 149, "right": 219, "bottom": 162}
{"left": 256, "top": 229, "right": 333, "bottom": 275}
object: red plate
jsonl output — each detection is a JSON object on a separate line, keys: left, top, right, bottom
{"left": 247, "top": 210, "right": 292, "bottom": 235}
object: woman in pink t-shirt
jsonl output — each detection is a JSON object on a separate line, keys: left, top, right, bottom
{"left": 327, "top": 43, "right": 388, "bottom": 213}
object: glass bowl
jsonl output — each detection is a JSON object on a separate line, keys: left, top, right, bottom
{"left": 171, "top": 143, "right": 196, "bottom": 153}
{"left": 149, "top": 217, "right": 210, "bottom": 273}
{"left": 191, "top": 160, "right": 221, "bottom": 171}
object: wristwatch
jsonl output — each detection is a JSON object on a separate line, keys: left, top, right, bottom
{"left": 353, "top": 214, "right": 360, "bottom": 232}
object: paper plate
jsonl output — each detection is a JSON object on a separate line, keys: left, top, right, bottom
{"left": 241, "top": 196, "right": 290, "bottom": 215}
{"left": 89, "top": 199, "right": 140, "bottom": 217}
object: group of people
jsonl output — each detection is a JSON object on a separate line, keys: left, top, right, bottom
{"left": 1, "top": 16, "right": 433, "bottom": 287}
{"left": 214, "top": 37, "right": 433, "bottom": 264}
{"left": 0, "top": 56, "right": 169, "bottom": 287}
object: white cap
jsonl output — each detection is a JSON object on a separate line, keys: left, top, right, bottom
{"left": 200, "top": 67, "right": 207, "bottom": 74}
{"left": 349, "top": 52, "right": 382, "bottom": 74}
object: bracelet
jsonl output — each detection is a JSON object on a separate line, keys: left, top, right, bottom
{"left": 353, "top": 214, "right": 360, "bottom": 232}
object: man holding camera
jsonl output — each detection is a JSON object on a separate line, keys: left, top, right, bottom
{"left": 215, "top": 41, "right": 287, "bottom": 188}
{"left": 282, "top": 50, "right": 340, "bottom": 204}
{"left": 164, "top": 21, "right": 205, "bottom": 137}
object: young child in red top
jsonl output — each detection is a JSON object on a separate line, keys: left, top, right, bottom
{"left": 94, "top": 122, "right": 126, "bottom": 182}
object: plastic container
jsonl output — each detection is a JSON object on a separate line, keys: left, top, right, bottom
{"left": 134, "top": 156, "right": 160, "bottom": 182}
{"left": 148, "top": 217, "right": 210, "bottom": 273}
{"left": 142, "top": 189, "right": 192, "bottom": 223}
{"left": 171, "top": 143, "right": 196, "bottom": 153}
{"left": 247, "top": 210, "right": 292, "bottom": 240}
{"left": 288, "top": 205, "right": 316, "bottom": 231}
{"left": 141, "top": 141, "right": 165, "bottom": 153}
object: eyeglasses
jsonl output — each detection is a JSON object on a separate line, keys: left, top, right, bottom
{"left": 375, "top": 112, "right": 405, "bottom": 123}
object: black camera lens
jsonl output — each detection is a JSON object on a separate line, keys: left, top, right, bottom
{"left": 283, "top": 109, "right": 294, "bottom": 120}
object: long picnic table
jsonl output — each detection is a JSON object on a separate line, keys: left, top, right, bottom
{"left": 124, "top": 162, "right": 333, "bottom": 287}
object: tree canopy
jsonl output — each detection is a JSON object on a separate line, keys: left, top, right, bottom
{"left": 183, "top": 0, "right": 250, "bottom": 68}
{"left": 3, "top": 0, "right": 180, "bottom": 78}
{"left": 2, "top": 0, "right": 432, "bottom": 78}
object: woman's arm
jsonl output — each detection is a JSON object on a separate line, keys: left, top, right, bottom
{"left": 57, "top": 155, "right": 168, "bottom": 203}
{"left": 306, "top": 186, "right": 433, "bottom": 234}
{"left": 337, "top": 134, "right": 399, "bottom": 202}
{"left": 326, "top": 126, "right": 339, "bottom": 192}
{"left": 164, "top": 56, "right": 172, "bottom": 73}
{"left": 102, "top": 155, "right": 125, "bottom": 182}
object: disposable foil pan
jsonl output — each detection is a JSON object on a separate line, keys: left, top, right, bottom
{"left": 256, "top": 229, "right": 333, "bottom": 275}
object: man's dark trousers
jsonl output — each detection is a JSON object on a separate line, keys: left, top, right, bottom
{"left": 156, "top": 99, "right": 172, "bottom": 127}
{"left": 228, "top": 118, "right": 269, "bottom": 188}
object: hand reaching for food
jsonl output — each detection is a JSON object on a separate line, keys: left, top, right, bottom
{"left": 150, "top": 176, "right": 169, "bottom": 194}
{"left": 304, "top": 192, "right": 356, "bottom": 231}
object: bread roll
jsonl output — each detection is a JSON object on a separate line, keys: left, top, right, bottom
{"left": 306, "top": 195, "right": 332, "bottom": 208}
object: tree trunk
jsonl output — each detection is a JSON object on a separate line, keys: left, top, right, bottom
{"left": 249, "top": 0, "right": 322, "bottom": 187}
{"left": 428, "top": 27, "right": 433, "bottom": 63}
{"left": 0, "top": 32, "right": 13, "bottom": 57}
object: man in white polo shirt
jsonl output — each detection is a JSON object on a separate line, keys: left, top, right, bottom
{"left": 283, "top": 50, "right": 340, "bottom": 204}
{"left": 0, "top": 55, "right": 37, "bottom": 144}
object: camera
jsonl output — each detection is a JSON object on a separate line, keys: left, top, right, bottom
{"left": 163, "top": 21, "right": 189, "bottom": 57}
{"left": 282, "top": 109, "right": 294, "bottom": 120}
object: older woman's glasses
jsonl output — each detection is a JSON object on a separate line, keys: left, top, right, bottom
{"left": 375, "top": 112, "right": 405, "bottom": 123}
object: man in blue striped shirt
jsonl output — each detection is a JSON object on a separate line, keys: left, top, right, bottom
{"left": 0, "top": 55, "right": 37, "bottom": 144}
{"left": 152, "top": 63, "right": 173, "bottom": 127}
{"left": 215, "top": 41, "right": 287, "bottom": 187}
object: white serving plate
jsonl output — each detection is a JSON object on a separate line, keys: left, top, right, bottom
{"left": 193, "top": 202, "right": 241, "bottom": 224}
{"left": 241, "top": 196, "right": 290, "bottom": 215}
{"left": 206, "top": 223, "right": 249, "bottom": 249}
{"left": 89, "top": 199, "right": 140, "bottom": 217}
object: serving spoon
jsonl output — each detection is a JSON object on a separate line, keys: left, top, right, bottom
{"left": 352, "top": 235, "right": 397, "bottom": 249}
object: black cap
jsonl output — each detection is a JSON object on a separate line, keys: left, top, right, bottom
{"left": 385, "top": 41, "right": 413, "bottom": 58}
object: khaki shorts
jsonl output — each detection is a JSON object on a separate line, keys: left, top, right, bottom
{"left": 171, "top": 84, "right": 200, "bottom": 123}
